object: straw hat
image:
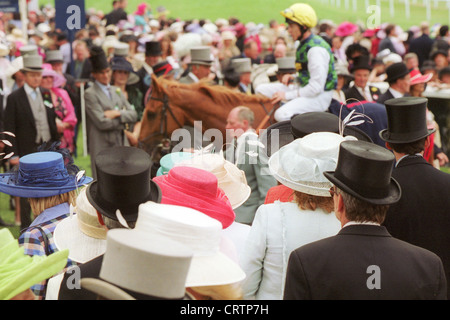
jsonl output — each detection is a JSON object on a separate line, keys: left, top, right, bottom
{"left": 0, "top": 43, "right": 9, "bottom": 57}
{"left": 0, "top": 151, "right": 92, "bottom": 198}
{"left": 409, "top": 69, "right": 433, "bottom": 86}
{"left": 53, "top": 187, "right": 107, "bottom": 264}
{"left": 0, "top": 228, "right": 69, "bottom": 300}
{"left": 134, "top": 201, "right": 246, "bottom": 287}
{"left": 269, "top": 132, "right": 355, "bottom": 197}
{"left": 153, "top": 166, "right": 235, "bottom": 229}
{"left": 82, "top": 228, "right": 193, "bottom": 300}
{"left": 175, "top": 153, "right": 251, "bottom": 210}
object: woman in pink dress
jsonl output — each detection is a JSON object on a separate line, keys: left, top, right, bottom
{"left": 40, "top": 64, "right": 78, "bottom": 154}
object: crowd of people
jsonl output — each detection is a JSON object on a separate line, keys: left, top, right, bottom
{"left": 0, "top": 1, "right": 450, "bottom": 301}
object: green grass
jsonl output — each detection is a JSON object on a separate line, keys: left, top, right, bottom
{"left": 38, "top": 0, "right": 450, "bottom": 29}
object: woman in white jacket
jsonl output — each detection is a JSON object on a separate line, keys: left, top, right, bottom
{"left": 241, "top": 131, "right": 355, "bottom": 300}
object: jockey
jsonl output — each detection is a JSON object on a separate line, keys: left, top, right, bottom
{"left": 269, "top": 3, "right": 337, "bottom": 122}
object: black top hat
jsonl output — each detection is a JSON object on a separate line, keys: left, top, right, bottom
{"left": 379, "top": 97, "right": 435, "bottom": 144}
{"left": 260, "top": 120, "right": 294, "bottom": 157}
{"left": 89, "top": 46, "right": 110, "bottom": 73}
{"left": 385, "top": 62, "right": 410, "bottom": 83}
{"left": 291, "top": 112, "right": 373, "bottom": 143}
{"left": 324, "top": 140, "right": 401, "bottom": 205}
{"left": 350, "top": 55, "right": 372, "bottom": 73}
{"left": 145, "top": 41, "right": 162, "bottom": 57}
{"left": 86, "top": 147, "right": 162, "bottom": 223}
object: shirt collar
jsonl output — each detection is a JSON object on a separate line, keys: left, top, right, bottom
{"left": 343, "top": 221, "right": 380, "bottom": 228}
{"left": 395, "top": 153, "right": 423, "bottom": 167}
{"left": 24, "top": 83, "right": 39, "bottom": 95}
{"left": 389, "top": 87, "right": 404, "bottom": 98}
{"left": 95, "top": 80, "right": 111, "bottom": 91}
{"left": 29, "top": 203, "right": 71, "bottom": 227}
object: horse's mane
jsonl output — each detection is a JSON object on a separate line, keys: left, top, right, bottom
{"left": 148, "top": 76, "right": 272, "bottom": 114}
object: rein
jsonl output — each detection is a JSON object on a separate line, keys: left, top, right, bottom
{"left": 139, "top": 93, "right": 183, "bottom": 144}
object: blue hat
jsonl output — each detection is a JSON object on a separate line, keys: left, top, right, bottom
{"left": 110, "top": 56, "right": 140, "bottom": 85}
{"left": 156, "top": 152, "right": 194, "bottom": 176}
{"left": 0, "top": 152, "right": 92, "bottom": 198}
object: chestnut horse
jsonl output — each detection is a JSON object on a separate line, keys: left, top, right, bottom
{"left": 138, "top": 75, "right": 276, "bottom": 174}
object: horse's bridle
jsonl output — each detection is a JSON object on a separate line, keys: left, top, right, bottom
{"left": 140, "top": 92, "right": 184, "bottom": 144}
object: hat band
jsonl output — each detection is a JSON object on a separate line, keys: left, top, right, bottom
{"left": 334, "top": 171, "right": 390, "bottom": 199}
{"left": 17, "top": 166, "right": 70, "bottom": 187}
{"left": 385, "top": 128, "right": 430, "bottom": 141}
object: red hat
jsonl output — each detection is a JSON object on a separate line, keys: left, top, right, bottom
{"left": 153, "top": 166, "right": 235, "bottom": 229}
{"left": 409, "top": 69, "right": 433, "bottom": 85}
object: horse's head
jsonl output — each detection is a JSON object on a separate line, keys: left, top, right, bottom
{"left": 138, "top": 75, "right": 187, "bottom": 176}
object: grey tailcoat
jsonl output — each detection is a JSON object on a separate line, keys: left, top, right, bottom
{"left": 85, "top": 82, "right": 138, "bottom": 178}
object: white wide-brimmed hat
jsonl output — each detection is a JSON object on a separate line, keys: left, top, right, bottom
{"left": 176, "top": 153, "right": 251, "bottom": 210}
{"left": 53, "top": 187, "right": 107, "bottom": 264}
{"left": 134, "top": 201, "right": 246, "bottom": 287}
{"left": 269, "top": 132, "right": 356, "bottom": 197}
{"left": 82, "top": 228, "right": 193, "bottom": 300}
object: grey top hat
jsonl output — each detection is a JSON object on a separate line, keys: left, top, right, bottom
{"left": 114, "top": 42, "right": 130, "bottom": 57}
{"left": 231, "top": 58, "right": 252, "bottom": 74}
{"left": 45, "top": 50, "right": 64, "bottom": 63}
{"left": 22, "top": 55, "right": 43, "bottom": 72}
{"left": 20, "top": 44, "right": 38, "bottom": 57}
{"left": 189, "top": 46, "right": 213, "bottom": 66}
{"left": 276, "top": 57, "right": 296, "bottom": 73}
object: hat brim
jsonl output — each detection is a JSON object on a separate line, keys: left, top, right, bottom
{"left": 0, "top": 242, "right": 69, "bottom": 300}
{"left": 21, "top": 67, "right": 43, "bottom": 73}
{"left": 185, "top": 251, "right": 246, "bottom": 287}
{"left": 323, "top": 171, "right": 401, "bottom": 205}
{"left": 188, "top": 61, "right": 213, "bottom": 66}
{"left": 53, "top": 215, "right": 107, "bottom": 264}
{"left": 385, "top": 69, "right": 410, "bottom": 83}
{"left": 410, "top": 73, "right": 433, "bottom": 85}
{"left": 0, "top": 174, "right": 93, "bottom": 198}
{"left": 81, "top": 278, "right": 136, "bottom": 300}
{"left": 86, "top": 180, "right": 162, "bottom": 222}
{"left": 379, "top": 127, "right": 436, "bottom": 144}
{"left": 268, "top": 152, "right": 332, "bottom": 197}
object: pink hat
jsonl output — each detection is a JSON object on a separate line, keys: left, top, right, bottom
{"left": 335, "top": 22, "right": 358, "bottom": 37}
{"left": 42, "top": 63, "right": 66, "bottom": 88}
{"left": 134, "top": 3, "right": 147, "bottom": 16}
{"left": 410, "top": 69, "right": 433, "bottom": 85}
{"left": 153, "top": 166, "right": 235, "bottom": 229}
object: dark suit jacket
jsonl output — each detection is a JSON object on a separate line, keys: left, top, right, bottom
{"left": 383, "top": 155, "right": 450, "bottom": 298}
{"left": 284, "top": 225, "right": 447, "bottom": 300}
{"left": 58, "top": 255, "right": 103, "bottom": 300}
{"left": 378, "top": 37, "right": 396, "bottom": 54}
{"left": 4, "top": 86, "right": 59, "bottom": 157}
{"left": 344, "top": 85, "right": 381, "bottom": 103}
{"left": 65, "top": 59, "right": 92, "bottom": 81}
{"left": 105, "top": 8, "right": 128, "bottom": 26}
{"left": 408, "top": 34, "right": 434, "bottom": 67}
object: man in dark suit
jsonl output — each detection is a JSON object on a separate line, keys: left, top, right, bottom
{"left": 408, "top": 22, "right": 434, "bottom": 68}
{"left": 104, "top": 0, "right": 128, "bottom": 26}
{"left": 344, "top": 55, "right": 381, "bottom": 102}
{"left": 377, "top": 62, "right": 411, "bottom": 104}
{"left": 284, "top": 139, "right": 447, "bottom": 300}
{"left": 381, "top": 97, "right": 450, "bottom": 298}
{"left": 3, "top": 55, "right": 59, "bottom": 230}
